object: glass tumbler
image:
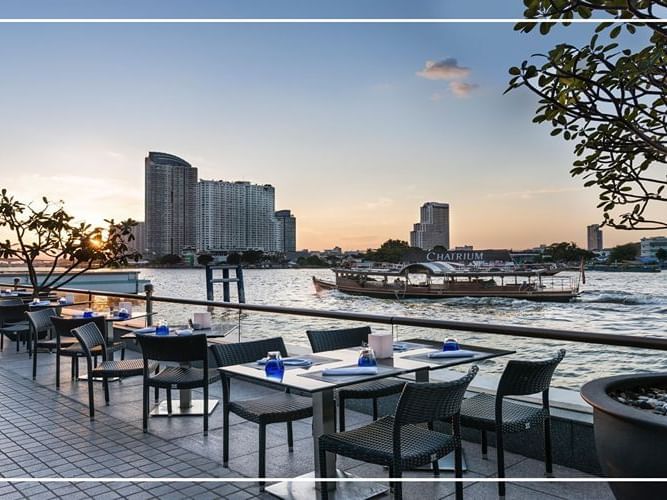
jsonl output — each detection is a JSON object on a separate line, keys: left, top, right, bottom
{"left": 265, "top": 351, "right": 285, "bottom": 380}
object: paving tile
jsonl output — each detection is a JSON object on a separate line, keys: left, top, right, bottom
{"left": 0, "top": 347, "right": 606, "bottom": 500}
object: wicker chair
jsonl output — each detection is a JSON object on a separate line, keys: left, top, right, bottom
{"left": 210, "top": 337, "right": 314, "bottom": 491}
{"left": 460, "top": 349, "right": 566, "bottom": 499}
{"left": 71, "top": 322, "right": 157, "bottom": 420}
{"left": 137, "top": 333, "right": 219, "bottom": 435}
{"left": 50, "top": 316, "right": 125, "bottom": 389}
{"left": 319, "top": 366, "right": 478, "bottom": 500}
{"left": 26, "top": 308, "right": 61, "bottom": 379}
{"left": 306, "top": 326, "right": 406, "bottom": 431}
{"left": 0, "top": 303, "right": 31, "bottom": 352}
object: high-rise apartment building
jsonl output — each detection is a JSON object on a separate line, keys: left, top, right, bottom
{"left": 587, "top": 224, "right": 604, "bottom": 251}
{"left": 126, "top": 221, "right": 146, "bottom": 256}
{"left": 145, "top": 152, "right": 198, "bottom": 257}
{"left": 410, "top": 202, "right": 450, "bottom": 250}
{"left": 275, "top": 210, "right": 297, "bottom": 253}
{"left": 197, "top": 180, "right": 279, "bottom": 252}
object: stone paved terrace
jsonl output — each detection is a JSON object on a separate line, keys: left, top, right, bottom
{"left": 0, "top": 339, "right": 615, "bottom": 499}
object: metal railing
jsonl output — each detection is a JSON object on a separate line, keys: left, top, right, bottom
{"left": 3, "top": 281, "right": 667, "bottom": 353}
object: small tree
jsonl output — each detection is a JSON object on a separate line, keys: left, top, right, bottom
{"left": 543, "top": 241, "right": 594, "bottom": 263}
{"left": 365, "top": 239, "right": 412, "bottom": 263}
{"left": 508, "top": 1, "right": 666, "bottom": 231}
{"left": 0, "top": 190, "right": 139, "bottom": 297}
{"left": 609, "top": 242, "right": 640, "bottom": 262}
{"left": 197, "top": 253, "right": 214, "bottom": 267}
{"left": 156, "top": 254, "right": 182, "bottom": 266}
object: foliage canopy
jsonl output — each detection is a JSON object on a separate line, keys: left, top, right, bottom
{"left": 0, "top": 190, "right": 139, "bottom": 295}
{"left": 508, "top": 0, "right": 666, "bottom": 230}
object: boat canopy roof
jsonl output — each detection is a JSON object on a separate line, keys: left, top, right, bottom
{"left": 334, "top": 262, "right": 551, "bottom": 278}
{"left": 397, "top": 261, "right": 459, "bottom": 275}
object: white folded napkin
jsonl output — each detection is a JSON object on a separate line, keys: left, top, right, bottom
{"left": 30, "top": 301, "right": 51, "bottom": 307}
{"left": 175, "top": 329, "right": 193, "bottom": 336}
{"left": 256, "top": 357, "right": 313, "bottom": 366}
{"left": 134, "top": 327, "right": 156, "bottom": 334}
{"left": 428, "top": 350, "right": 476, "bottom": 358}
{"left": 393, "top": 343, "right": 409, "bottom": 351}
{"left": 322, "top": 366, "right": 378, "bottom": 376}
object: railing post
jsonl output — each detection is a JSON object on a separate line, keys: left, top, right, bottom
{"left": 236, "top": 266, "right": 245, "bottom": 304}
{"left": 222, "top": 268, "right": 230, "bottom": 302}
{"left": 144, "top": 283, "right": 154, "bottom": 326}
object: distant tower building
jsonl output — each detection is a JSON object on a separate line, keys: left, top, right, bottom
{"left": 126, "top": 221, "right": 146, "bottom": 256}
{"left": 410, "top": 202, "right": 450, "bottom": 250}
{"left": 197, "top": 180, "right": 278, "bottom": 252}
{"left": 587, "top": 224, "right": 604, "bottom": 251}
{"left": 275, "top": 210, "right": 297, "bottom": 253}
{"left": 145, "top": 152, "right": 198, "bottom": 257}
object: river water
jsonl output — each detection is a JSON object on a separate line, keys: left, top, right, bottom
{"left": 138, "top": 268, "right": 667, "bottom": 390}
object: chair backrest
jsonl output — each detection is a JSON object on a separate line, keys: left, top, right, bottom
{"left": 50, "top": 316, "right": 106, "bottom": 341}
{"left": 394, "top": 366, "right": 478, "bottom": 426}
{"left": 71, "top": 322, "right": 107, "bottom": 359}
{"left": 137, "top": 334, "right": 209, "bottom": 363}
{"left": 26, "top": 308, "right": 58, "bottom": 335}
{"left": 306, "top": 326, "right": 371, "bottom": 353}
{"left": 0, "top": 303, "right": 30, "bottom": 325}
{"left": 497, "top": 349, "right": 566, "bottom": 397}
{"left": 210, "top": 337, "right": 288, "bottom": 367}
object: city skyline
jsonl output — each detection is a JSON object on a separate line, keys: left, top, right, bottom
{"left": 0, "top": 9, "right": 664, "bottom": 250}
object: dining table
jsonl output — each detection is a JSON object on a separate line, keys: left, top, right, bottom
{"left": 218, "top": 338, "right": 514, "bottom": 500}
{"left": 123, "top": 322, "right": 239, "bottom": 417}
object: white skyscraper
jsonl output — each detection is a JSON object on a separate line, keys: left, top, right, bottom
{"left": 410, "top": 202, "right": 450, "bottom": 250}
{"left": 197, "top": 180, "right": 279, "bottom": 252}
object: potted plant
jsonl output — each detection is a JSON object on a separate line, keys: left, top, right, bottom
{"left": 581, "top": 373, "right": 667, "bottom": 500}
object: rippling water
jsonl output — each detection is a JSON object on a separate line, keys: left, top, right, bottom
{"left": 139, "top": 268, "right": 667, "bottom": 390}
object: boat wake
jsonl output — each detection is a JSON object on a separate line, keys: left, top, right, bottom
{"left": 580, "top": 290, "right": 667, "bottom": 306}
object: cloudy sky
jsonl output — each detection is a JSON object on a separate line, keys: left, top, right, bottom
{"left": 0, "top": 2, "right": 661, "bottom": 250}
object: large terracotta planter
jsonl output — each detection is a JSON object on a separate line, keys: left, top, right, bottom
{"left": 581, "top": 373, "right": 667, "bottom": 500}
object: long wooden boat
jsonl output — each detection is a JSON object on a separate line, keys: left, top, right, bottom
{"left": 313, "top": 262, "right": 579, "bottom": 302}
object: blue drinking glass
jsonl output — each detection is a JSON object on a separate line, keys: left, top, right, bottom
{"left": 358, "top": 347, "right": 377, "bottom": 367}
{"left": 443, "top": 338, "right": 460, "bottom": 351}
{"left": 156, "top": 320, "right": 169, "bottom": 336}
{"left": 83, "top": 309, "right": 93, "bottom": 318}
{"left": 265, "top": 351, "right": 285, "bottom": 380}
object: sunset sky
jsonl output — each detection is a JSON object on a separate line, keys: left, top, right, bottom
{"left": 0, "top": 2, "right": 663, "bottom": 250}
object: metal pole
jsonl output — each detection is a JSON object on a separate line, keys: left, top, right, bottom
{"left": 236, "top": 266, "right": 245, "bottom": 304}
{"left": 205, "top": 265, "right": 214, "bottom": 301}
{"left": 144, "top": 283, "right": 154, "bottom": 326}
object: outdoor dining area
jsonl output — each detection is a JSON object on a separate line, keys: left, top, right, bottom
{"left": 0, "top": 290, "right": 612, "bottom": 499}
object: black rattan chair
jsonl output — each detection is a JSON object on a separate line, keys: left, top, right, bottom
{"left": 306, "top": 326, "right": 406, "bottom": 431}
{"left": 0, "top": 303, "right": 31, "bottom": 352}
{"left": 319, "top": 366, "right": 478, "bottom": 500}
{"left": 460, "top": 349, "right": 566, "bottom": 499}
{"left": 26, "top": 308, "right": 61, "bottom": 379}
{"left": 50, "top": 316, "right": 124, "bottom": 388}
{"left": 71, "top": 322, "right": 156, "bottom": 420}
{"left": 210, "top": 337, "right": 314, "bottom": 491}
{"left": 137, "top": 333, "right": 219, "bottom": 435}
